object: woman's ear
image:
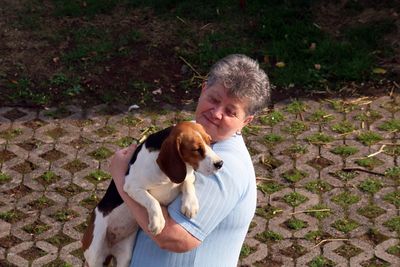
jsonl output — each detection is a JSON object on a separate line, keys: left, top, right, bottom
{"left": 201, "top": 81, "right": 207, "bottom": 92}
{"left": 243, "top": 115, "right": 254, "bottom": 125}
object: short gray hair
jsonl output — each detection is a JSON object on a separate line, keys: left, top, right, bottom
{"left": 206, "top": 54, "right": 271, "bottom": 115}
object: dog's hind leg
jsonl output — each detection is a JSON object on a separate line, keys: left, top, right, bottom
{"left": 112, "top": 231, "right": 138, "bottom": 267}
{"left": 83, "top": 210, "right": 110, "bottom": 266}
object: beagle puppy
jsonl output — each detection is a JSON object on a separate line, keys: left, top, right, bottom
{"left": 82, "top": 121, "right": 223, "bottom": 267}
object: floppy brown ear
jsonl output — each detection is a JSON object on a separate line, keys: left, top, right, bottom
{"left": 156, "top": 134, "right": 187, "bottom": 183}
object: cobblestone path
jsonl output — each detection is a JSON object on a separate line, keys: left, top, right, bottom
{"left": 0, "top": 94, "right": 399, "bottom": 267}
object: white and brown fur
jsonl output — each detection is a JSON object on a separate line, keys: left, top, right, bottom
{"left": 82, "top": 122, "right": 223, "bottom": 267}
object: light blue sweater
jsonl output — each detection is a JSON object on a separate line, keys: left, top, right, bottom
{"left": 130, "top": 134, "right": 256, "bottom": 267}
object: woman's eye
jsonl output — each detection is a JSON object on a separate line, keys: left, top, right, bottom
{"left": 226, "top": 108, "right": 237, "bottom": 118}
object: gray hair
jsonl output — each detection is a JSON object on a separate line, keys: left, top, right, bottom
{"left": 206, "top": 54, "right": 271, "bottom": 115}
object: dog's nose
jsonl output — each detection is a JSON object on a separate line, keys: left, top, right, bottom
{"left": 214, "top": 160, "right": 223, "bottom": 169}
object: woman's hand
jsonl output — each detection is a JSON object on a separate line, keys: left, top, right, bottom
{"left": 110, "top": 144, "right": 137, "bottom": 196}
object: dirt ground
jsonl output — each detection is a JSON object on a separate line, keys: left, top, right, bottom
{"left": 0, "top": 0, "right": 399, "bottom": 110}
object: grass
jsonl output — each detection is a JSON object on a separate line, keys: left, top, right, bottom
{"left": 308, "top": 256, "right": 335, "bottom": 267}
{"left": 356, "top": 131, "right": 383, "bottom": 146}
{"left": 285, "top": 218, "right": 307, "bottom": 230}
{"left": 259, "top": 111, "right": 285, "bottom": 126}
{"left": 357, "top": 204, "right": 385, "bottom": 219}
{"left": 257, "top": 181, "right": 283, "bottom": 195}
{"left": 240, "top": 244, "right": 256, "bottom": 259}
{"left": 282, "top": 144, "right": 308, "bottom": 158}
{"left": 283, "top": 192, "right": 308, "bottom": 207}
{"left": 384, "top": 216, "right": 400, "bottom": 233}
{"left": 355, "top": 157, "right": 384, "bottom": 170}
{"left": 331, "top": 121, "right": 355, "bottom": 134}
{"left": 282, "top": 169, "right": 308, "bottom": 183}
{"left": 384, "top": 191, "right": 400, "bottom": 207}
{"left": 285, "top": 100, "right": 307, "bottom": 114}
{"left": 330, "top": 145, "right": 359, "bottom": 157}
{"left": 0, "top": 172, "right": 11, "bottom": 184}
{"left": 332, "top": 191, "right": 360, "bottom": 207}
{"left": 283, "top": 121, "right": 308, "bottom": 136}
{"left": 255, "top": 230, "right": 283, "bottom": 243}
{"left": 385, "top": 166, "right": 400, "bottom": 180}
{"left": 263, "top": 133, "right": 284, "bottom": 145}
{"left": 358, "top": 178, "right": 383, "bottom": 194}
{"left": 307, "top": 204, "right": 331, "bottom": 220}
{"left": 86, "top": 170, "right": 112, "bottom": 183}
{"left": 306, "top": 109, "right": 334, "bottom": 124}
{"left": 305, "top": 132, "right": 334, "bottom": 145}
{"left": 379, "top": 119, "right": 400, "bottom": 132}
{"left": 332, "top": 218, "right": 359, "bottom": 233}
{"left": 305, "top": 180, "right": 332, "bottom": 194}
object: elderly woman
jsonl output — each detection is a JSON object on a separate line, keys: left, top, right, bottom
{"left": 111, "top": 54, "right": 271, "bottom": 267}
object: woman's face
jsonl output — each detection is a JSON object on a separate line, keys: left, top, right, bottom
{"left": 195, "top": 82, "right": 254, "bottom": 142}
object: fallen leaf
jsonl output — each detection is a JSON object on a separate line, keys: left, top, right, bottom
{"left": 314, "top": 64, "right": 321, "bottom": 70}
{"left": 276, "top": 62, "right": 285, "bottom": 68}
{"left": 372, "top": 68, "right": 386, "bottom": 74}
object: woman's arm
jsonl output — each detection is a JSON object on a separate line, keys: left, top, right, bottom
{"left": 109, "top": 145, "right": 201, "bottom": 253}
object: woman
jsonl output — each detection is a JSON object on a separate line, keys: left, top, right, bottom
{"left": 111, "top": 54, "right": 271, "bottom": 267}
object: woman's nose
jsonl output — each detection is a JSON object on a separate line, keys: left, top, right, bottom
{"left": 210, "top": 106, "right": 223, "bottom": 119}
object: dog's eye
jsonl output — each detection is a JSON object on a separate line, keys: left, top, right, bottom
{"left": 193, "top": 147, "right": 203, "bottom": 155}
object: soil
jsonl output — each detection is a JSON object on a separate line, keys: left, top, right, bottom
{"left": 0, "top": 1, "right": 399, "bottom": 110}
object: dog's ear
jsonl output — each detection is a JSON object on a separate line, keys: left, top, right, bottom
{"left": 156, "top": 133, "right": 187, "bottom": 183}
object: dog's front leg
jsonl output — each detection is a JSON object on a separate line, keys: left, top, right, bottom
{"left": 123, "top": 184, "right": 165, "bottom": 235}
{"left": 180, "top": 172, "right": 199, "bottom": 218}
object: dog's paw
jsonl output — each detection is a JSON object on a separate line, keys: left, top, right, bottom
{"left": 148, "top": 213, "right": 165, "bottom": 235}
{"left": 181, "top": 195, "right": 199, "bottom": 218}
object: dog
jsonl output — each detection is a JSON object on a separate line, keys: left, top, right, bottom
{"left": 81, "top": 121, "right": 223, "bottom": 267}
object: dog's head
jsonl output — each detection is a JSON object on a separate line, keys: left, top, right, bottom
{"left": 157, "top": 121, "right": 223, "bottom": 183}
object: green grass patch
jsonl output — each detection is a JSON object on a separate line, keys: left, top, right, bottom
{"left": 354, "top": 110, "right": 382, "bottom": 123}
{"left": 282, "top": 169, "right": 308, "bottom": 183}
{"left": 282, "top": 144, "right": 308, "bottom": 159}
{"left": 51, "top": 209, "right": 79, "bottom": 222}
{"left": 385, "top": 166, "right": 400, "bottom": 180}
{"left": 255, "top": 205, "right": 282, "bottom": 220}
{"left": 332, "top": 218, "right": 359, "bottom": 233}
{"left": 356, "top": 131, "right": 383, "bottom": 146}
{"left": 379, "top": 119, "right": 400, "bottom": 132}
{"left": 282, "top": 121, "right": 308, "bottom": 136}
{"left": 307, "top": 204, "right": 331, "bottom": 220}
{"left": 305, "top": 132, "right": 334, "bottom": 145}
{"left": 331, "top": 120, "right": 355, "bottom": 134}
{"left": 384, "top": 216, "right": 400, "bottom": 233}
{"left": 263, "top": 133, "right": 284, "bottom": 145}
{"left": 387, "top": 244, "right": 400, "bottom": 257}
{"left": 257, "top": 181, "right": 283, "bottom": 195}
{"left": 0, "top": 172, "right": 11, "bottom": 184}
{"left": 283, "top": 192, "right": 308, "bottom": 207}
{"left": 357, "top": 204, "right": 385, "bottom": 219}
{"left": 305, "top": 180, "right": 332, "bottom": 194}
{"left": 285, "top": 218, "right": 307, "bottom": 230}
{"left": 259, "top": 155, "right": 283, "bottom": 170}
{"left": 332, "top": 191, "right": 360, "bottom": 207}
{"left": 255, "top": 230, "right": 283, "bottom": 243}
{"left": 384, "top": 145, "right": 400, "bottom": 156}
{"left": 285, "top": 100, "right": 307, "bottom": 114}
{"left": 355, "top": 156, "right": 384, "bottom": 170}
{"left": 116, "top": 136, "right": 136, "bottom": 148}
{"left": 306, "top": 109, "right": 334, "bottom": 124}
{"left": 259, "top": 111, "right": 285, "bottom": 126}
{"left": 330, "top": 145, "right": 359, "bottom": 157}
{"left": 304, "top": 230, "right": 324, "bottom": 242}
{"left": 240, "top": 243, "right": 257, "bottom": 259}
{"left": 327, "top": 99, "right": 359, "bottom": 113}
{"left": 89, "top": 147, "right": 113, "bottom": 160}
{"left": 383, "top": 191, "right": 400, "bottom": 207}
{"left": 86, "top": 170, "right": 112, "bottom": 183}
{"left": 330, "top": 170, "right": 358, "bottom": 181}
{"left": 308, "top": 256, "right": 335, "bottom": 267}
{"left": 0, "top": 128, "right": 23, "bottom": 140}
{"left": 358, "top": 178, "right": 383, "bottom": 194}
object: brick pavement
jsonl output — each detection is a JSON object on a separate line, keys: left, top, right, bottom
{"left": 0, "top": 95, "right": 399, "bottom": 266}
